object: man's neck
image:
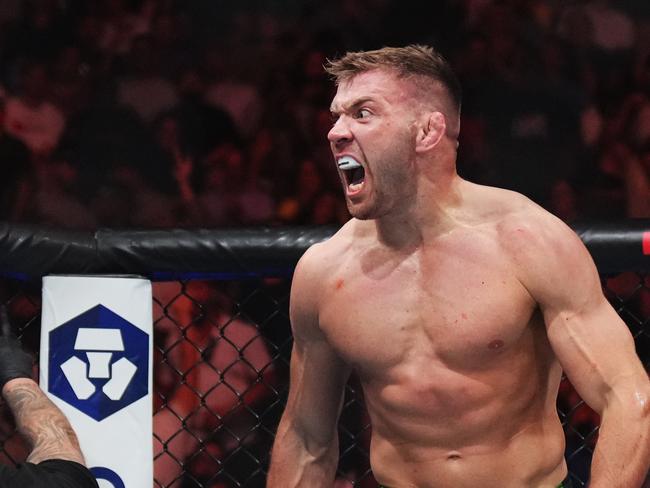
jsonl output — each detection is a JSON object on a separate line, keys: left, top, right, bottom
{"left": 373, "top": 169, "right": 464, "bottom": 250}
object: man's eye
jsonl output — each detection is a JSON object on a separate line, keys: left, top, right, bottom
{"left": 355, "top": 108, "right": 371, "bottom": 119}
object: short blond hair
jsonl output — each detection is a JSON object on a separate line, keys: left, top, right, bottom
{"left": 325, "top": 45, "right": 462, "bottom": 115}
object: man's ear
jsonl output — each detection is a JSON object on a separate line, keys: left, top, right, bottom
{"left": 415, "top": 111, "right": 446, "bottom": 153}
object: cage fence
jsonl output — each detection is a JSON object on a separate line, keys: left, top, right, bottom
{"left": 0, "top": 223, "right": 647, "bottom": 487}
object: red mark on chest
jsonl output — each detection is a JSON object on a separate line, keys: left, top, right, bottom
{"left": 335, "top": 279, "right": 345, "bottom": 290}
{"left": 488, "top": 339, "right": 504, "bottom": 350}
{"left": 461, "top": 313, "right": 468, "bottom": 320}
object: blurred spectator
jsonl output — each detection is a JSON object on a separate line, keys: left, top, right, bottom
{"left": 168, "top": 66, "right": 240, "bottom": 158}
{"left": 153, "top": 281, "right": 276, "bottom": 488}
{"left": 311, "top": 191, "right": 349, "bottom": 226}
{"left": 0, "top": 96, "right": 31, "bottom": 220}
{"left": 473, "top": 63, "right": 581, "bottom": 204}
{"left": 3, "top": 61, "right": 65, "bottom": 157}
{"left": 624, "top": 144, "right": 650, "bottom": 218}
{"left": 26, "top": 151, "right": 97, "bottom": 229}
{"left": 72, "top": 11, "right": 114, "bottom": 79}
{"left": 173, "top": 143, "right": 242, "bottom": 226}
{"left": 149, "top": 10, "right": 193, "bottom": 80}
{"left": 455, "top": 33, "right": 493, "bottom": 182}
{"left": 203, "top": 48, "right": 263, "bottom": 140}
{"left": 579, "top": 142, "right": 629, "bottom": 219}
{"left": 276, "top": 159, "right": 329, "bottom": 225}
{"left": 91, "top": 163, "right": 178, "bottom": 227}
{"left": 1, "top": 0, "right": 67, "bottom": 70}
{"left": 49, "top": 45, "right": 92, "bottom": 119}
{"left": 237, "top": 177, "right": 275, "bottom": 225}
{"left": 58, "top": 98, "right": 163, "bottom": 202}
{"left": 581, "top": 0, "right": 636, "bottom": 52}
{"left": 117, "top": 34, "right": 178, "bottom": 123}
{"left": 95, "top": 0, "right": 153, "bottom": 57}
{"left": 548, "top": 179, "right": 580, "bottom": 223}
{"left": 607, "top": 92, "right": 650, "bottom": 149}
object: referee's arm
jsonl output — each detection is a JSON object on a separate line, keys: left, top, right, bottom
{"left": 0, "top": 332, "right": 98, "bottom": 488}
{"left": 1, "top": 378, "right": 98, "bottom": 487}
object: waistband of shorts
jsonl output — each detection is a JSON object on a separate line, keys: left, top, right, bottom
{"left": 378, "top": 476, "right": 573, "bottom": 488}
{"left": 558, "top": 476, "right": 574, "bottom": 488}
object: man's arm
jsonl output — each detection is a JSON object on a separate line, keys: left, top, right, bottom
{"left": 267, "top": 245, "right": 351, "bottom": 487}
{"left": 511, "top": 213, "right": 650, "bottom": 487}
{"left": 0, "top": 332, "right": 97, "bottom": 487}
{"left": 3, "top": 378, "right": 85, "bottom": 465}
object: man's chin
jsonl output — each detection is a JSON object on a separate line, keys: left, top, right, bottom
{"left": 346, "top": 203, "right": 377, "bottom": 221}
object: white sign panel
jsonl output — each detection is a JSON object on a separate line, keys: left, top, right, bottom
{"left": 40, "top": 275, "right": 153, "bottom": 488}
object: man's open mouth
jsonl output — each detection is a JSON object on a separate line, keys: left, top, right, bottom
{"left": 337, "top": 156, "right": 366, "bottom": 189}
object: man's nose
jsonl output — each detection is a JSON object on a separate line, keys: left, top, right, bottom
{"left": 327, "top": 117, "right": 352, "bottom": 147}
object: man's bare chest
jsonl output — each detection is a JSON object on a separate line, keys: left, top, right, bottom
{"left": 318, "top": 243, "right": 537, "bottom": 374}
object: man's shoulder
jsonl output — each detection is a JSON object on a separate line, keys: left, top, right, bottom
{"left": 289, "top": 222, "right": 357, "bottom": 328}
{"left": 463, "top": 182, "right": 534, "bottom": 221}
{"left": 463, "top": 183, "right": 561, "bottom": 234}
{"left": 495, "top": 197, "right": 575, "bottom": 253}
{"left": 296, "top": 219, "right": 361, "bottom": 277}
{"left": 461, "top": 182, "right": 580, "bottom": 259}
{"left": 473, "top": 187, "right": 590, "bottom": 278}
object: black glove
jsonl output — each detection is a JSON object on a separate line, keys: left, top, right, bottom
{"left": 0, "top": 335, "right": 33, "bottom": 392}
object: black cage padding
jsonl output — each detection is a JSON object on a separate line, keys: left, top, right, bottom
{"left": 0, "top": 220, "right": 648, "bottom": 279}
{"left": 0, "top": 224, "right": 337, "bottom": 279}
{"left": 572, "top": 220, "right": 649, "bottom": 274}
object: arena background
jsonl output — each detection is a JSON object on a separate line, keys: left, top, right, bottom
{"left": 0, "top": 0, "right": 649, "bottom": 487}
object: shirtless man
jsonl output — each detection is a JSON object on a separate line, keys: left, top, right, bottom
{"left": 267, "top": 45, "right": 650, "bottom": 488}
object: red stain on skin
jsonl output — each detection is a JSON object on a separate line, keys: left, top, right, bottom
{"left": 461, "top": 313, "right": 468, "bottom": 320}
{"left": 488, "top": 340, "right": 504, "bottom": 350}
{"left": 335, "top": 279, "right": 344, "bottom": 290}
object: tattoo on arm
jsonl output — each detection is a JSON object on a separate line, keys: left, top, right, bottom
{"left": 3, "top": 379, "right": 85, "bottom": 465}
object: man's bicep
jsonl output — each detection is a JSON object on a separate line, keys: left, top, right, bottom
{"left": 284, "top": 336, "right": 350, "bottom": 440}
{"left": 528, "top": 222, "right": 645, "bottom": 412}
{"left": 282, "top": 246, "right": 350, "bottom": 441}
{"left": 544, "top": 297, "right": 640, "bottom": 413}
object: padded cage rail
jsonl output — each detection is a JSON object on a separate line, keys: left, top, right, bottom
{"left": 0, "top": 220, "right": 648, "bottom": 487}
{"left": 1, "top": 221, "right": 648, "bottom": 279}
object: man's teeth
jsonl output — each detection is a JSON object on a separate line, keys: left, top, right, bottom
{"left": 337, "top": 156, "right": 362, "bottom": 170}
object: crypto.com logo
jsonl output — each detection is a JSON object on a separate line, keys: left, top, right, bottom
{"left": 49, "top": 304, "right": 149, "bottom": 421}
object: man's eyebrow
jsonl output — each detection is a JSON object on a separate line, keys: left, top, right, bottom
{"left": 330, "top": 97, "right": 375, "bottom": 114}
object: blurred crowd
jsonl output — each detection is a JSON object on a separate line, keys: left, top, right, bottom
{"left": 0, "top": 0, "right": 648, "bottom": 231}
